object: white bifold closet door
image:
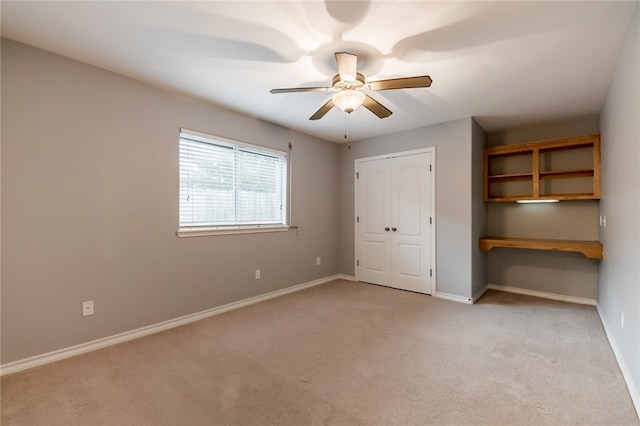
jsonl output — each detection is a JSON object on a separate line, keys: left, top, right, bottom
{"left": 355, "top": 150, "right": 434, "bottom": 294}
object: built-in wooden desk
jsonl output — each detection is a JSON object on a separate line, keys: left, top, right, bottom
{"left": 479, "top": 236, "right": 603, "bottom": 259}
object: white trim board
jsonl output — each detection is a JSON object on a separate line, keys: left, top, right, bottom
{"left": 596, "top": 305, "right": 640, "bottom": 419}
{"left": 0, "top": 275, "right": 341, "bottom": 376}
{"left": 435, "top": 284, "right": 593, "bottom": 306}
{"left": 472, "top": 285, "right": 489, "bottom": 304}
{"left": 335, "top": 274, "right": 357, "bottom": 282}
{"left": 434, "top": 291, "right": 473, "bottom": 304}
{"left": 487, "top": 284, "right": 597, "bottom": 306}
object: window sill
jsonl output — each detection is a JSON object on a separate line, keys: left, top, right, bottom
{"left": 176, "top": 225, "right": 293, "bottom": 238}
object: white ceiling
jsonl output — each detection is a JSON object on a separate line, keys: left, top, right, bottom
{"left": 1, "top": 1, "right": 636, "bottom": 143}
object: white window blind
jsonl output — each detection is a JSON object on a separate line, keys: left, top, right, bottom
{"left": 179, "top": 129, "right": 287, "bottom": 230}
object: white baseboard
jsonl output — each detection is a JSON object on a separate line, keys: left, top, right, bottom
{"left": 434, "top": 291, "right": 473, "bottom": 304}
{"left": 472, "top": 285, "right": 489, "bottom": 303}
{"left": 596, "top": 305, "right": 640, "bottom": 418}
{"left": 336, "top": 274, "right": 357, "bottom": 282}
{"left": 487, "top": 284, "right": 597, "bottom": 306}
{"left": 0, "top": 274, "right": 341, "bottom": 376}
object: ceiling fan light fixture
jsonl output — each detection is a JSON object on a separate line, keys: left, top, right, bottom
{"left": 332, "top": 90, "right": 366, "bottom": 113}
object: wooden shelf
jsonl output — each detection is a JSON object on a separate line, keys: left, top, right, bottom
{"left": 484, "top": 134, "right": 600, "bottom": 202}
{"left": 479, "top": 237, "right": 603, "bottom": 259}
{"left": 487, "top": 195, "right": 537, "bottom": 202}
{"left": 488, "top": 173, "right": 533, "bottom": 181}
{"left": 539, "top": 169, "right": 594, "bottom": 179}
{"left": 537, "top": 192, "right": 596, "bottom": 200}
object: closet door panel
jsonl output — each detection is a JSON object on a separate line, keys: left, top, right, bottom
{"left": 390, "top": 153, "right": 432, "bottom": 294}
{"left": 356, "top": 159, "right": 391, "bottom": 286}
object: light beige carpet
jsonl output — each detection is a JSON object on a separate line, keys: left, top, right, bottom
{"left": 1, "top": 279, "right": 638, "bottom": 425}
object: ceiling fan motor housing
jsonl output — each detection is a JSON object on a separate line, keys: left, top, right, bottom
{"left": 332, "top": 73, "right": 366, "bottom": 91}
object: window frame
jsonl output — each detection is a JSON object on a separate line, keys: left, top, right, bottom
{"left": 177, "top": 128, "right": 290, "bottom": 238}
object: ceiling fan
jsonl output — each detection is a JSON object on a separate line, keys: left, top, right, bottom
{"left": 270, "top": 52, "right": 433, "bottom": 120}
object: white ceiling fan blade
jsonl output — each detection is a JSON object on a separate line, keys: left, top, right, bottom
{"left": 335, "top": 52, "right": 358, "bottom": 83}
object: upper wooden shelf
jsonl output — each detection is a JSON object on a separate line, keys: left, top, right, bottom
{"left": 479, "top": 236, "right": 603, "bottom": 259}
{"left": 484, "top": 134, "right": 601, "bottom": 202}
{"left": 488, "top": 173, "right": 533, "bottom": 181}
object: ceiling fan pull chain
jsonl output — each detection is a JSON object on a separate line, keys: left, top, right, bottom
{"left": 344, "top": 112, "right": 348, "bottom": 141}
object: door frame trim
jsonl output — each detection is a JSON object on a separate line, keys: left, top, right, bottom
{"left": 354, "top": 147, "right": 436, "bottom": 295}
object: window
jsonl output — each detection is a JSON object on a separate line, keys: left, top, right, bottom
{"left": 178, "top": 128, "right": 288, "bottom": 236}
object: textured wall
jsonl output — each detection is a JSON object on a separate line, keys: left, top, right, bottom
{"left": 1, "top": 40, "right": 340, "bottom": 363}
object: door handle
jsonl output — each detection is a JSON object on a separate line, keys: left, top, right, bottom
{"left": 384, "top": 227, "right": 390, "bottom": 231}
{"left": 392, "top": 227, "right": 397, "bottom": 232}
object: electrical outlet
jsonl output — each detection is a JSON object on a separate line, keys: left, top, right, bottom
{"left": 82, "top": 300, "right": 94, "bottom": 317}
{"left": 255, "top": 269, "right": 261, "bottom": 280}
{"left": 600, "top": 215, "right": 607, "bottom": 227}
{"left": 316, "top": 256, "right": 321, "bottom": 266}
{"left": 621, "top": 311, "right": 625, "bottom": 329}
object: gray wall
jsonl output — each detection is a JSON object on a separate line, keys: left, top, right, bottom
{"left": 471, "top": 120, "right": 487, "bottom": 298}
{"left": 1, "top": 39, "right": 340, "bottom": 363}
{"left": 337, "top": 117, "right": 482, "bottom": 299}
{"left": 486, "top": 116, "right": 601, "bottom": 300}
{"left": 599, "top": 2, "right": 640, "bottom": 410}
